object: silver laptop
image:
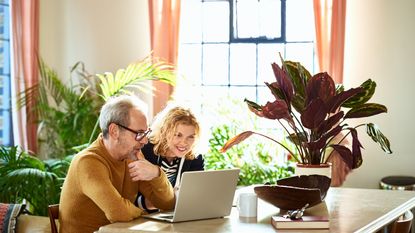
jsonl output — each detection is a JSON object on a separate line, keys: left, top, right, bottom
{"left": 143, "top": 169, "right": 240, "bottom": 223}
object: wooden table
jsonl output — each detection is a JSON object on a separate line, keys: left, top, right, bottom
{"left": 98, "top": 188, "right": 415, "bottom": 233}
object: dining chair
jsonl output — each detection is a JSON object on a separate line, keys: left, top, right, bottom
{"left": 48, "top": 204, "right": 59, "bottom": 233}
{"left": 390, "top": 210, "right": 413, "bottom": 233}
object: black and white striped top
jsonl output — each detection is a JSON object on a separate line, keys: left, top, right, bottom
{"left": 160, "top": 157, "right": 181, "bottom": 186}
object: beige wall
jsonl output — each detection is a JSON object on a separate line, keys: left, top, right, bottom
{"left": 39, "top": 0, "right": 153, "bottom": 112}
{"left": 39, "top": 0, "right": 415, "bottom": 188}
{"left": 342, "top": 0, "right": 415, "bottom": 188}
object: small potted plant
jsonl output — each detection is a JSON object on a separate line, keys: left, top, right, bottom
{"left": 220, "top": 56, "right": 392, "bottom": 177}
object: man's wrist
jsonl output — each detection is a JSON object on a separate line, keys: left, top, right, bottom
{"left": 154, "top": 166, "right": 160, "bottom": 178}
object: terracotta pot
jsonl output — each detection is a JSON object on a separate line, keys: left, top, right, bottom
{"left": 295, "top": 163, "right": 332, "bottom": 178}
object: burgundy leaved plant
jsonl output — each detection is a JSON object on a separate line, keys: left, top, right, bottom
{"left": 221, "top": 58, "right": 392, "bottom": 170}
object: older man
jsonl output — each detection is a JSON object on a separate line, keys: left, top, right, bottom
{"left": 59, "top": 95, "right": 175, "bottom": 233}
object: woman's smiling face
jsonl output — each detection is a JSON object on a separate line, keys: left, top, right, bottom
{"left": 166, "top": 124, "right": 196, "bottom": 158}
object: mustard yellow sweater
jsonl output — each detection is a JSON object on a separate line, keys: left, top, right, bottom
{"left": 59, "top": 135, "right": 175, "bottom": 233}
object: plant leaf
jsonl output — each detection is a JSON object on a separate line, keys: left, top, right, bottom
{"left": 344, "top": 103, "right": 387, "bottom": 119}
{"left": 366, "top": 123, "right": 393, "bottom": 153}
{"left": 245, "top": 99, "right": 264, "bottom": 118}
{"left": 342, "top": 79, "right": 377, "bottom": 108}
{"left": 262, "top": 100, "right": 292, "bottom": 122}
{"left": 326, "top": 87, "right": 363, "bottom": 113}
{"left": 317, "top": 111, "right": 344, "bottom": 135}
{"left": 331, "top": 144, "right": 353, "bottom": 170}
{"left": 301, "top": 98, "right": 327, "bottom": 129}
{"left": 271, "top": 62, "right": 294, "bottom": 104}
{"left": 306, "top": 72, "right": 336, "bottom": 105}
{"left": 265, "top": 82, "right": 285, "bottom": 103}
{"left": 284, "top": 61, "right": 311, "bottom": 100}
{"left": 220, "top": 131, "right": 254, "bottom": 153}
{"left": 350, "top": 128, "right": 363, "bottom": 169}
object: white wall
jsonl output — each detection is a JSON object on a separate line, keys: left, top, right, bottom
{"left": 342, "top": 0, "right": 415, "bottom": 188}
{"left": 39, "top": 0, "right": 153, "bottom": 112}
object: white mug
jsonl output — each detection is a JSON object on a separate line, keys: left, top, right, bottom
{"left": 237, "top": 193, "right": 257, "bottom": 218}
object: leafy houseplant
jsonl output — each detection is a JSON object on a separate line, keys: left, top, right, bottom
{"left": 221, "top": 57, "right": 392, "bottom": 171}
{"left": 0, "top": 145, "right": 72, "bottom": 216}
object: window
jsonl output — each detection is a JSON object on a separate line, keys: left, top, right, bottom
{"left": 0, "top": 0, "right": 11, "bottom": 146}
{"left": 176, "top": 0, "right": 315, "bottom": 129}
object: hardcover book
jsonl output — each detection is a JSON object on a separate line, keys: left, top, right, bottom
{"left": 271, "top": 215, "right": 329, "bottom": 229}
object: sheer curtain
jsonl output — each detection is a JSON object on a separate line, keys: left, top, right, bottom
{"left": 313, "top": 0, "right": 346, "bottom": 84}
{"left": 11, "top": 0, "right": 39, "bottom": 154}
{"left": 148, "top": 0, "right": 181, "bottom": 115}
{"left": 314, "top": 0, "right": 348, "bottom": 186}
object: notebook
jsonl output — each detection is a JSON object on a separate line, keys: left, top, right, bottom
{"left": 271, "top": 201, "right": 330, "bottom": 230}
{"left": 143, "top": 168, "right": 240, "bottom": 223}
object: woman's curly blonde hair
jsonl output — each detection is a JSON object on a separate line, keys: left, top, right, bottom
{"left": 150, "top": 106, "right": 200, "bottom": 160}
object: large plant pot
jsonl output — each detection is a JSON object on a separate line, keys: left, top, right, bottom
{"left": 295, "top": 163, "right": 332, "bottom": 178}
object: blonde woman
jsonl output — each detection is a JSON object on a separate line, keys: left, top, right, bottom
{"left": 136, "top": 106, "right": 204, "bottom": 212}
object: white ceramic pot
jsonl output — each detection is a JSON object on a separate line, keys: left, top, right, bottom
{"left": 295, "top": 163, "right": 332, "bottom": 178}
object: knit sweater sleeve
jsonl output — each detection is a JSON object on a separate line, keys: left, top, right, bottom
{"left": 137, "top": 167, "right": 176, "bottom": 211}
{"left": 77, "top": 156, "right": 142, "bottom": 222}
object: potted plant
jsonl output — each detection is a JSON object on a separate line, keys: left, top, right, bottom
{"left": 220, "top": 56, "right": 392, "bottom": 177}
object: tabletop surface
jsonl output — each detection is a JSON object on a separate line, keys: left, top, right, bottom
{"left": 98, "top": 187, "right": 415, "bottom": 233}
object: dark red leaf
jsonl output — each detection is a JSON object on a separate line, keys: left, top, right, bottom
{"left": 326, "top": 87, "right": 363, "bottom": 113}
{"left": 317, "top": 111, "right": 344, "bottom": 135}
{"left": 306, "top": 72, "right": 336, "bottom": 105}
{"left": 271, "top": 62, "right": 294, "bottom": 104}
{"left": 262, "top": 100, "right": 293, "bottom": 124}
{"left": 301, "top": 98, "right": 327, "bottom": 129}
{"left": 305, "top": 125, "right": 342, "bottom": 151}
{"left": 350, "top": 129, "right": 363, "bottom": 169}
{"left": 331, "top": 144, "right": 354, "bottom": 170}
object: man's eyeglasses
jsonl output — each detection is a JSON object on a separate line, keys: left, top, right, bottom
{"left": 115, "top": 123, "right": 151, "bottom": 141}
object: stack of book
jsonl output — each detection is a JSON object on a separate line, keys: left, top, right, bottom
{"left": 271, "top": 202, "right": 330, "bottom": 230}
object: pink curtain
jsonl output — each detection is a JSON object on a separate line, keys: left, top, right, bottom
{"left": 11, "top": 0, "right": 39, "bottom": 154}
{"left": 148, "top": 0, "right": 181, "bottom": 116}
{"left": 313, "top": 0, "right": 346, "bottom": 83}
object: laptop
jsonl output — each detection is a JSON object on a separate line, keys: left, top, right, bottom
{"left": 143, "top": 168, "right": 240, "bottom": 223}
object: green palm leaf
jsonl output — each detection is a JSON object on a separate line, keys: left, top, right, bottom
{"left": 98, "top": 57, "right": 176, "bottom": 101}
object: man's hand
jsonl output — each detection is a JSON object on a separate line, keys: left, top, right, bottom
{"left": 144, "top": 198, "right": 157, "bottom": 210}
{"left": 128, "top": 159, "right": 160, "bottom": 181}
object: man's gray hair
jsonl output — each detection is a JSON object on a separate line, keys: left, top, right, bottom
{"left": 99, "top": 95, "right": 148, "bottom": 138}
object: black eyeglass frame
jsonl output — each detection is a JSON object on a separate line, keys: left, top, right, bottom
{"left": 115, "top": 123, "right": 151, "bottom": 141}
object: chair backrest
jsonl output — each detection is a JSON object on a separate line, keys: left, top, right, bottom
{"left": 391, "top": 210, "right": 413, "bottom": 233}
{"left": 48, "top": 204, "right": 59, "bottom": 233}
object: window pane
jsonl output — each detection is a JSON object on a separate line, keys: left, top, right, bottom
{"left": 178, "top": 44, "right": 202, "bottom": 86}
{"left": 258, "top": 43, "right": 285, "bottom": 85}
{"left": 235, "top": 0, "right": 281, "bottom": 39}
{"left": 180, "top": 1, "right": 202, "bottom": 43}
{"left": 286, "top": 0, "right": 315, "bottom": 41}
{"left": 235, "top": 0, "right": 259, "bottom": 38}
{"left": 203, "top": 43, "right": 229, "bottom": 85}
{"left": 258, "top": 0, "right": 281, "bottom": 39}
{"left": 285, "top": 42, "right": 315, "bottom": 72}
{"left": 230, "top": 43, "right": 256, "bottom": 85}
{"left": 0, "top": 40, "right": 10, "bottom": 74}
{"left": 203, "top": 1, "right": 229, "bottom": 42}
{"left": 0, "top": 5, "right": 10, "bottom": 40}
{"left": 0, "top": 1, "right": 10, "bottom": 146}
